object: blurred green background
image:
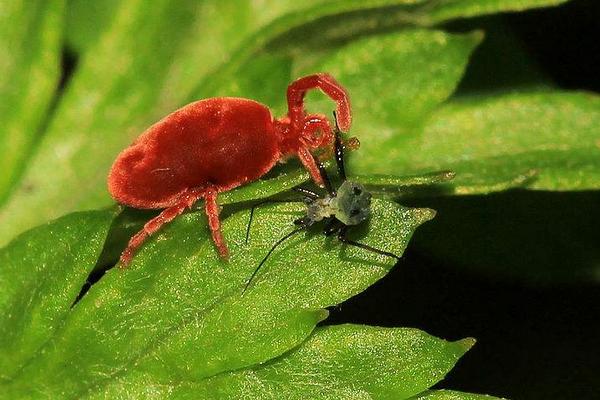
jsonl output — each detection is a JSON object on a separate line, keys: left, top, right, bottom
{"left": 1, "top": 0, "right": 599, "bottom": 398}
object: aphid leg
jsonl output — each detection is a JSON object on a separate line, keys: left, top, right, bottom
{"left": 204, "top": 186, "right": 229, "bottom": 260}
{"left": 119, "top": 188, "right": 204, "bottom": 267}
{"left": 337, "top": 226, "right": 401, "bottom": 260}
{"left": 292, "top": 187, "right": 320, "bottom": 199}
{"left": 294, "top": 216, "right": 311, "bottom": 226}
{"left": 323, "top": 218, "right": 343, "bottom": 236}
{"left": 243, "top": 225, "right": 308, "bottom": 294}
{"left": 286, "top": 73, "right": 351, "bottom": 131}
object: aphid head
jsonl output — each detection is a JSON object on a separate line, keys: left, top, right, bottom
{"left": 305, "top": 197, "right": 334, "bottom": 225}
{"left": 332, "top": 181, "right": 371, "bottom": 226}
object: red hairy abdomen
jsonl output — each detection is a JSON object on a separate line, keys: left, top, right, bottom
{"left": 108, "top": 98, "right": 279, "bottom": 209}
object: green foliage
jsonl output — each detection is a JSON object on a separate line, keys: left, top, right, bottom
{"left": 0, "top": 0, "right": 65, "bottom": 204}
{"left": 0, "top": 0, "right": 583, "bottom": 245}
{"left": 423, "top": 0, "right": 569, "bottom": 23}
{"left": 301, "top": 28, "right": 483, "bottom": 176}
{"left": 0, "top": 210, "right": 116, "bottom": 379}
{"left": 0, "top": 0, "right": 594, "bottom": 397}
{"left": 392, "top": 92, "right": 600, "bottom": 193}
{"left": 164, "top": 326, "right": 474, "bottom": 400}
{"left": 410, "top": 390, "right": 505, "bottom": 399}
{"left": 0, "top": 200, "right": 478, "bottom": 399}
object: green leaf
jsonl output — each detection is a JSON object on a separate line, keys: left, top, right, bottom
{"left": 0, "top": 209, "right": 116, "bottom": 380}
{"left": 0, "top": 0, "right": 430, "bottom": 247}
{"left": 220, "top": 162, "right": 310, "bottom": 205}
{"left": 356, "top": 171, "right": 456, "bottom": 199}
{"left": 425, "top": 0, "right": 570, "bottom": 23}
{"left": 143, "top": 325, "right": 473, "bottom": 400}
{"left": 65, "top": 0, "right": 120, "bottom": 53}
{"left": 0, "top": 0, "right": 65, "bottom": 204}
{"left": 198, "top": 0, "right": 569, "bottom": 99}
{"left": 300, "top": 28, "right": 599, "bottom": 195}
{"left": 358, "top": 171, "right": 455, "bottom": 187}
{"left": 224, "top": 168, "right": 457, "bottom": 206}
{"left": 3, "top": 200, "right": 435, "bottom": 398}
{"left": 0, "top": 0, "right": 572, "bottom": 246}
{"left": 301, "top": 28, "right": 482, "bottom": 176}
{"left": 314, "top": 29, "right": 483, "bottom": 126}
{"left": 410, "top": 389, "right": 505, "bottom": 400}
{"left": 363, "top": 91, "right": 600, "bottom": 193}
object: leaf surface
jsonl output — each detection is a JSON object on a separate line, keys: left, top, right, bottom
{"left": 3, "top": 200, "right": 435, "bottom": 398}
{"left": 123, "top": 325, "right": 472, "bottom": 400}
{"left": 0, "top": 210, "right": 116, "bottom": 380}
{"left": 299, "top": 29, "right": 480, "bottom": 182}
{"left": 0, "top": 0, "right": 572, "bottom": 245}
{"left": 409, "top": 389, "right": 505, "bottom": 400}
{"left": 424, "top": 0, "right": 569, "bottom": 23}
{"left": 359, "top": 91, "right": 600, "bottom": 192}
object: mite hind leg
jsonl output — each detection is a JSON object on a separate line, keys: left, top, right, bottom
{"left": 119, "top": 188, "right": 205, "bottom": 266}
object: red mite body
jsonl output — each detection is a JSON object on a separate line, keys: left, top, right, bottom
{"left": 108, "top": 74, "right": 351, "bottom": 265}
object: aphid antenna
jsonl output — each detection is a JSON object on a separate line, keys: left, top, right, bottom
{"left": 245, "top": 198, "right": 306, "bottom": 244}
{"left": 243, "top": 225, "right": 308, "bottom": 294}
{"left": 332, "top": 111, "right": 347, "bottom": 182}
{"left": 310, "top": 152, "right": 335, "bottom": 197}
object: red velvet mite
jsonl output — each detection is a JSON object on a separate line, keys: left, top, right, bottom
{"left": 108, "top": 73, "right": 351, "bottom": 265}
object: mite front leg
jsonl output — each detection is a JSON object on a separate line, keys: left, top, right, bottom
{"left": 297, "top": 147, "right": 325, "bottom": 187}
{"left": 286, "top": 73, "right": 351, "bottom": 131}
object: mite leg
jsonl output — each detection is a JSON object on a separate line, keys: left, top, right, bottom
{"left": 119, "top": 188, "right": 205, "bottom": 267}
{"left": 296, "top": 144, "right": 337, "bottom": 194}
{"left": 204, "top": 186, "right": 229, "bottom": 260}
{"left": 297, "top": 147, "right": 325, "bottom": 187}
{"left": 302, "top": 116, "right": 333, "bottom": 149}
{"left": 294, "top": 118, "right": 332, "bottom": 188}
{"left": 286, "top": 73, "right": 351, "bottom": 131}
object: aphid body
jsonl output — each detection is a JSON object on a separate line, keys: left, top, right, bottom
{"left": 305, "top": 181, "right": 372, "bottom": 226}
{"left": 108, "top": 74, "right": 351, "bottom": 265}
{"left": 245, "top": 122, "right": 398, "bottom": 290}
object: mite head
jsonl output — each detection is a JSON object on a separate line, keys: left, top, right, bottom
{"left": 300, "top": 114, "right": 334, "bottom": 150}
{"left": 332, "top": 181, "right": 372, "bottom": 226}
